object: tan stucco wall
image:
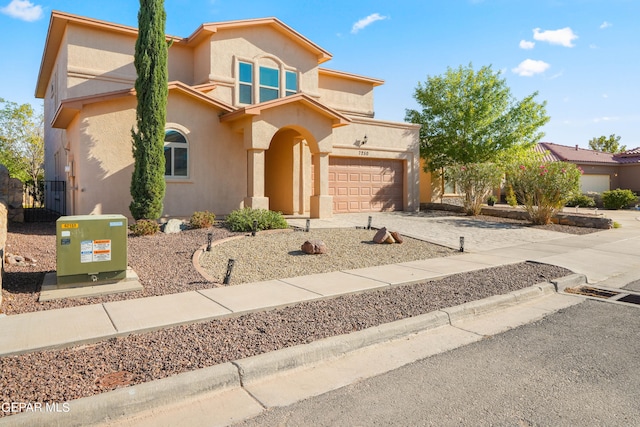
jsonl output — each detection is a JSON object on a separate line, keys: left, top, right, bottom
{"left": 419, "top": 158, "right": 433, "bottom": 204}
{"left": 66, "top": 25, "right": 137, "bottom": 99}
{"left": 618, "top": 164, "right": 640, "bottom": 193}
{"left": 317, "top": 74, "right": 375, "bottom": 117}
{"left": 68, "top": 92, "right": 247, "bottom": 219}
{"left": 65, "top": 24, "right": 195, "bottom": 102}
{"left": 163, "top": 92, "right": 246, "bottom": 217}
{"left": 265, "top": 130, "right": 296, "bottom": 214}
{"left": 73, "top": 98, "right": 136, "bottom": 216}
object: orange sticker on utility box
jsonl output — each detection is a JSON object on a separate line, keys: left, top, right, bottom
{"left": 61, "top": 223, "right": 79, "bottom": 229}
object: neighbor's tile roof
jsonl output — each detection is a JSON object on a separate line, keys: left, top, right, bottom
{"left": 614, "top": 147, "right": 640, "bottom": 164}
{"left": 536, "top": 142, "right": 619, "bottom": 164}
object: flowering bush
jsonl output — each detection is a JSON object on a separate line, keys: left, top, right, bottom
{"left": 444, "top": 163, "right": 503, "bottom": 215}
{"left": 506, "top": 159, "right": 581, "bottom": 224}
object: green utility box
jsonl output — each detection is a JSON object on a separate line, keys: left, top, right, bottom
{"left": 56, "top": 214, "right": 128, "bottom": 285}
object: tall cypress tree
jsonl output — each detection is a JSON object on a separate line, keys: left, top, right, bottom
{"left": 130, "top": 0, "right": 168, "bottom": 220}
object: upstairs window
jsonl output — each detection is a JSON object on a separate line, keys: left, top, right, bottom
{"left": 164, "top": 130, "right": 188, "bottom": 178}
{"left": 239, "top": 62, "right": 253, "bottom": 104}
{"left": 285, "top": 71, "right": 297, "bottom": 96}
{"left": 259, "top": 66, "right": 279, "bottom": 102}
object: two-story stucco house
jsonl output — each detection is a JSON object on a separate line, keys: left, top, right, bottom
{"left": 35, "top": 11, "right": 420, "bottom": 219}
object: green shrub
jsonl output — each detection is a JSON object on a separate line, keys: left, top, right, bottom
{"left": 225, "top": 208, "right": 289, "bottom": 232}
{"left": 129, "top": 219, "right": 160, "bottom": 236}
{"left": 506, "top": 160, "right": 582, "bottom": 225}
{"left": 190, "top": 210, "right": 216, "bottom": 229}
{"left": 602, "top": 188, "right": 638, "bottom": 210}
{"left": 505, "top": 185, "right": 518, "bottom": 207}
{"left": 565, "top": 193, "right": 596, "bottom": 208}
{"left": 444, "top": 163, "right": 503, "bottom": 215}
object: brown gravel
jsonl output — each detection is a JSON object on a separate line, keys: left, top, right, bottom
{"left": 0, "top": 261, "right": 571, "bottom": 415}
{"left": 0, "top": 211, "right": 591, "bottom": 417}
{"left": 1, "top": 222, "right": 240, "bottom": 315}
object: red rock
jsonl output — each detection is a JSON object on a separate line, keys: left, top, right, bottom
{"left": 390, "top": 231, "right": 404, "bottom": 244}
{"left": 373, "top": 227, "right": 390, "bottom": 244}
{"left": 301, "top": 240, "right": 327, "bottom": 254}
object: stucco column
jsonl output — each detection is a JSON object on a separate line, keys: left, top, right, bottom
{"left": 310, "top": 152, "right": 332, "bottom": 218}
{"left": 244, "top": 148, "right": 269, "bottom": 210}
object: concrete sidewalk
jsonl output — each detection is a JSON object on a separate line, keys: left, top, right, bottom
{"left": 1, "top": 208, "right": 640, "bottom": 426}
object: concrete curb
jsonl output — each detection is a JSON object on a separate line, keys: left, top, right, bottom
{"left": 0, "top": 280, "right": 571, "bottom": 427}
{"left": 550, "top": 273, "right": 588, "bottom": 292}
{"left": 1, "top": 363, "right": 240, "bottom": 427}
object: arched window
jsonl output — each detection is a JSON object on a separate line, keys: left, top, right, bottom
{"left": 164, "top": 130, "right": 188, "bottom": 178}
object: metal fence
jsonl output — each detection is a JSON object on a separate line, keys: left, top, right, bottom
{"left": 23, "top": 180, "right": 66, "bottom": 222}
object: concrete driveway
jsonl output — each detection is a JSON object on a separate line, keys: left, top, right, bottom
{"left": 288, "top": 208, "right": 640, "bottom": 284}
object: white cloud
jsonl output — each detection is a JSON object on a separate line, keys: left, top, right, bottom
{"left": 351, "top": 13, "right": 388, "bottom": 34}
{"left": 512, "top": 59, "right": 550, "bottom": 77}
{"left": 593, "top": 116, "right": 620, "bottom": 123}
{"left": 600, "top": 21, "right": 612, "bottom": 29}
{"left": 0, "top": 0, "right": 43, "bottom": 21}
{"left": 589, "top": 44, "right": 598, "bottom": 49}
{"left": 519, "top": 40, "right": 535, "bottom": 49}
{"left": 533, "top": 27, "right": 578, "bottom": 47}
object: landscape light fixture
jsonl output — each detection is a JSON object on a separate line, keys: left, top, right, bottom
{"left": 223, "top": 259, "right": 236, "bottom": 285}
{"left": 459, "top": 236, "right": 465, "bottom": 252}
{"left": 367, "top": 216, "right": 372, "bottom": 230}
{"left": 305, "top": 219, "right": 310, "bottom": 232}
{"left": 206, "top": 232, "right": 213, "bottom": 252}
{"left": 252, "top": 220, "right": 258, "bottom": 237}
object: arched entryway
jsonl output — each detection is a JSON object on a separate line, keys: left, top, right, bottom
{"left": 265, "top": 128, "right": 315, "bottom": 215}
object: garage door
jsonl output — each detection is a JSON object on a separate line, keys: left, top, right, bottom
{"left": 329, "top": 157, "right": 403, "bottom": 213}
{"left": 580, "top": 174, "right": 610, "bottom": 193}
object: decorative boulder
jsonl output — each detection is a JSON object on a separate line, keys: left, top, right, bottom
{"left": 163, "top": 219, "right": 185, "bottom": 234}
{"left": 390, "top": 231, "right": 404, "bottom": 244}
{"left": 373, "top": 227, "right": 390, "bottom": 244}
{"left": 301, "top": 240, "right": 327, "bottom": 254}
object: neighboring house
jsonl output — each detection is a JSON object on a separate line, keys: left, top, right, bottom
{"left": 35, "top": 11, "right": 420, "bottom": 219}
{"left": 536, "top": 142, "right": 640, "bottom": 194}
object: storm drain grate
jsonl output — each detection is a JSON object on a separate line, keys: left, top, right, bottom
{"left": 618, "top": 293, "right": 640, "bottom": 305}
{"left": 565, "top": 286, "right": 640, "bottom": 306}
{"left": 565, "top": 286, "right": 620, "bottom": 299}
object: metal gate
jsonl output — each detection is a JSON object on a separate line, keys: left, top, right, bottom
{"left": 23, "top": 180, "right": 66, "bottom": 222}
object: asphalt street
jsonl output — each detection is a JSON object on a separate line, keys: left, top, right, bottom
{"left": 235, "top": 298, "right": 640, "bottom": 426}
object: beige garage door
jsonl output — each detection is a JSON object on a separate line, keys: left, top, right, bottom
{"left": 580, "top": 174, "right": 610, "bottom": 194}
{"left": 329, "top": 157, "right": 403, "bottom": 213}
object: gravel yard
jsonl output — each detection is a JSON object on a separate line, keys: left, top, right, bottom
{"left": 199, "top": 228, "right": 457, "bottom": 285}
{"left": 0, "top": 211, "right": 592, "bottom": 417}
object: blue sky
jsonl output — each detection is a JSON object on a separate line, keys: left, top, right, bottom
{"left": 1, "top": 0, "right": 639, "bottom": 149}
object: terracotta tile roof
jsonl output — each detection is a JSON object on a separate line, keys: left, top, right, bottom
{"left": 614, "top": 147, "right": 640, "bottom": 164}
{"left": 534, "top": 142, "right": 561, "bottom": 162}
{"left": 536, "top": 142, "right": 619, "bottom": 164}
